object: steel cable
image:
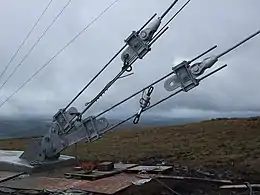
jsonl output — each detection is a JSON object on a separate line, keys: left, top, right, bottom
{"left": 0, "top": 0, "right": 120, "bottom": 109}
{"left": 0, "top": 0, "right": 54, "bottom": 81}
{"left": 0, "top": 0, "right": 73, "bottom": 91}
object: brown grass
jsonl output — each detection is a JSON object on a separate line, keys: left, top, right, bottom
{"left": 1, "top": 117, "right": 260, "bottom": 179}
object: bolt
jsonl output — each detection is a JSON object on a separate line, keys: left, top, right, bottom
{"left": 45, "top": 137, "right": 50, "bottom": 142}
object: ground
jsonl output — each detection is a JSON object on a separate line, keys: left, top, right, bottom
{"left": 0, "top": 116, "right": 260, "bottom": 182}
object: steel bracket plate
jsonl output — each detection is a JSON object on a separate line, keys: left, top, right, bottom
{"left": 172, "top": 61, "right": 199, "bottom": 92}
{"left": 53, "top": 107, "right": 79, "bottom": 134}
{"left": 121, "top": 31, "right": 151, "bottom": 65}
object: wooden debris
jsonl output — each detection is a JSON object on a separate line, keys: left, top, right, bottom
{"left": 74, "top": 162, "right": 98, "bottom": 171}
{"left": 125, "top": 165, "right": 173, "bottom": 174}
{"left": 65, "top": 163, "right": 137, "bottom": 180}
{"left": 220, "top": 184, "right": 260, "bottom": 189}
{"left": 0, "top": 174, "right": 144, "bottom": 195}
{"left": 137, "top": 174, "right": 233, "bottom": 184}
{"left": 0, "top": 172, "right": 24, "bottom": 183}
{"left": 97, "top": 162, "right": 114, "bottom": 171}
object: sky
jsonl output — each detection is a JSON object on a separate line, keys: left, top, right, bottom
{"left": 0, "top": 0, "right": 260, "bottom": 120}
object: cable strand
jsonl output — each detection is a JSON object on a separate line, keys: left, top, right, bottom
{"left": 0, "top": 0, "right": 120, "bottom": 109}
{"left": 0, "top": 0, "right": 73, "bottom": 91}
{"left": 0, "top": 0, "right": 54, "bottom": 82}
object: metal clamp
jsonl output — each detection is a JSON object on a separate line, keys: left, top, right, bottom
{"left": 164, "top": 61, "right": 199, "bottom": 92}
{"left": 121, "top": 31, "right": 151, "bottom": 67}
{"left": 52, "top": 107, "right": 80, "bottom": 134}
{"left": 190, "top": 56, "right": 218, "bottom": 77}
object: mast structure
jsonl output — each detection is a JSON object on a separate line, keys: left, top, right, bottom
{"left": 20, "top": 0, "right": 193, "bottom": 163}
{"left": 18, "top": 0, "right": 260, "bottom": 164}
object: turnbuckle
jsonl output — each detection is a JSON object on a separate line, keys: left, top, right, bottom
{"left": 133, "top": 86, "right": 154, "bottom": 124}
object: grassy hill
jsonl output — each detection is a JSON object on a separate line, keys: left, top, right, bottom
{"left": 0, "top": 116, "right": 260, "bottom": 180}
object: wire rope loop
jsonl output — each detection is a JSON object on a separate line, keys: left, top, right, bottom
{"left": 125, "top": 65, "right": 132, "bottom": 72}
{"left": 147, "top": 86, "right": 154, "bottom": 95}
{"left": 133, "top": 114, "right": 141, "bottom": 124}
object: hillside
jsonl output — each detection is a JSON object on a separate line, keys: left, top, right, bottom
{"left": 0, "top": 116, "right": 260, "bottom": 181}
{"left": 0, "top": 117, "right": 204, "bottom": 139}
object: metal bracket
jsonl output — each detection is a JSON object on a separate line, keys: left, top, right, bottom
{"left": 173, "top": 61, "right": 199, "bottom": 92}
{"left": 20, "top": 116, "right": 109, "bottom": 162}
{"left": 121, "top": 31, "right": 151, "bottom": 66}
{"left": 81, "top": 116, "right": 109, "bottom": 141}
{"left": 164, "top": 61, "right": 199, "bottom": 92}
{"left": 52, "top": 107, "right": 79, "bottom": 134}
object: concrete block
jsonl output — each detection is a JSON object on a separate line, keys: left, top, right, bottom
{"left": 0, "top": 150, "right": 75, "bottom": 173}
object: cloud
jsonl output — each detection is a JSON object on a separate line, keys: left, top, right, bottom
{"left": 0, "top": 0, "right": 259, "bottom": 120}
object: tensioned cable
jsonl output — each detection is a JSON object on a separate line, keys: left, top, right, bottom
{"left": 0, "top": 0, "right": 54, "bottom": 81}
{"left": 0, "top": 0, "right": 120, "bottom": 109}
{"left": 0, "top": 0, "right": 73, "bottom": 91}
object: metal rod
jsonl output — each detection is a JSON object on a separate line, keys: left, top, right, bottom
{"left": 198, "top": 64, "right": 227, "bottom": 81}
{"left": 154, "top": 0, "right": 191, "bottom": 39}
{"left": 188, "top": 45, "right": 217, "bottom": 63}
{"left": 217, "top": 29, "right": 260, "bottom": 58}
{"left": 137, "top": 13, "right": 157, "bottom": 34}
{"left": 149, "top": 27, "right": 169, "bottom": 46}
{"left": 65, "top": 44, "right": 127, "bottom": 110}
{"left": 160, "top": 0, "right": 179, "bottom": 19}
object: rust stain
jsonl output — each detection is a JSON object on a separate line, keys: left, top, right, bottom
{"left": 0, "top": 173, "right": 143, "bottom": 194}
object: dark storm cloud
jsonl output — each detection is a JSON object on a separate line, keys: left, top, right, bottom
{"left": 0, "top": 0, "right": 259, "bottom": 119}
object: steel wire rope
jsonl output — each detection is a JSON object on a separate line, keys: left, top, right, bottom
{"left": 0, "top": 0, "right": 54, "bottom": 81}
{"left": 0, "top": 0, "right": 120, "bottom": 109}
{"left": 0, "top": 0, "right": 73, "bottom": 91}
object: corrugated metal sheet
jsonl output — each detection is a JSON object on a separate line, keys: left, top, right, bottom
{"left": 0, "top": 173, "right": 145, "bottom": 194}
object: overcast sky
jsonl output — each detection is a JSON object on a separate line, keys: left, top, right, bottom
{"left": 0, "top": 0, "right": 259, "bottom": 120}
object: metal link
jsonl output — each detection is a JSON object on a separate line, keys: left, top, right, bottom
{"left": 133, "top": 86, "right": 154, "bottom": 124}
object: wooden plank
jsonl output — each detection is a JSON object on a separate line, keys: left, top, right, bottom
{"left": 65, "top": 163, "right": 138, "bottom": 180}
{"left": 0, "top": 172, "right": 24, "bottom": 183}
{"left": 125, "top": 165, "right": 173, "bottom": 174}
{"left": 0, "top": 174, "right": 142, "bottom": 195}
{"left": 220, "top": 184, "right": 260, "bottom": 189}
{"left": 137, "top": 174, "right": 232, "bottom": 184}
